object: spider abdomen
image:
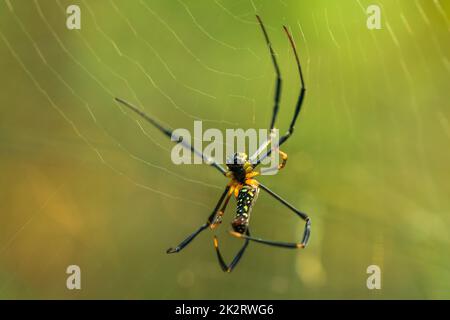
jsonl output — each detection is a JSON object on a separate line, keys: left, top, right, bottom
{"left": 232, "top": 184, "right": 260, "bottom": 234}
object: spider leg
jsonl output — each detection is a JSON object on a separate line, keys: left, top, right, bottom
{"left": 256, "top": 15, "right": 282, "bottom": 131}
{"left": 229, "top": 229, "right": 308, "bottom": 249}
{"left": 278, "top": 26, "right": 306, "bottom": 146}
{"left": 254, "top": 24, "right": 306, "bottom": 167}
{"left": 230, "top": 182, "right": 311, "bottom": 249}
{"left": 114, "top": 97, "right": 227, "bottom": 175}
{"left": 213, "top": 229, "right": 250, "bottom": 273}
{"left": 255, "top": 149, "right": 288, "bottom": 175}
{"left": 248, "top": 15, "right": 284, "bottom": 165}
{"left": 166, "top": 186, "right": 230, "bottom": 254}
{"left": 210, "top": 186, "right": 234, "bottom": 229}
{"left": 278, "top": 150, "right": 288, "bottom": 170}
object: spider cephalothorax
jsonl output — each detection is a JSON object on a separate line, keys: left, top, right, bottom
{"left": 115, "top": 15, "right": 312, "bottom": 273}
{"left": 225, "top": 152, "right": 259, "bottom": 197}
{"left": 226, "top": 152, "right": 256, "bottom": 183}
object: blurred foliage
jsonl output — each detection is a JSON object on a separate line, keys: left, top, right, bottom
{"left": 0, "top": 0, "right": 449, "bottom": 299}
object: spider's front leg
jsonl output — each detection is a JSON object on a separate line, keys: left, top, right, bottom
{"left": 256, "top": 149, "right": 288, "bottom": 173}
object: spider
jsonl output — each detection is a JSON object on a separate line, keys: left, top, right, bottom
{"left": 115, "top": 15, "right": 311, "bottom": 272}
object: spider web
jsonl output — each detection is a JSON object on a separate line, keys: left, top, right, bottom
{"left": 0, "top": 0, "right": 449, "bottom": 299}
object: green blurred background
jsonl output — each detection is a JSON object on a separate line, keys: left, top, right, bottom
{"left": 0, "top": 0, "right": 449, "bottom": 299}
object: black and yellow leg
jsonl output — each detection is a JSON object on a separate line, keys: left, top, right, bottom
{"left": 114, "top": 97, "right": 227, "bottom": 175}
{"left": 253, "top": 17, "right": 307, "bottom": 169}
{"left": 166, "top": 185, "right": 230, "bottom": 254}
{"left": 229, "top": 219, "right": 310, "bottom": 249}
{"left": 278, "top": 150, "right": 288, "bottom": 170}
{"left": 210, "top": 187, "right": 234, "bottom": 229}
{"left": 213, "top": 229, "right": 251, "bottom": 273}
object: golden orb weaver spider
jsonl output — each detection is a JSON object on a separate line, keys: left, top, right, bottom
{"left": 115, "top": 15, "right": 311, "bottom": 272}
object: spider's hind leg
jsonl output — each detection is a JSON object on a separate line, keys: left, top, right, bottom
{"left": 229, "top": 182, "right": 312, "bottom": 249}
{"left": 229, "top": 218, "right": 310, "bottom": 249}
{"left": 213, "top": 229, "right": 250, "bottom": 273}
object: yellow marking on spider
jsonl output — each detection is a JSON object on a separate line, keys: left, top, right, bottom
{"left": 278, "top": 150, "right": 288, "bottom": 170}
{"left": 213, "top": 236, "right": 219, "bottom": 248}
{"left": 245, "top": 179, "right": 259, "bottom": 188}
{"left": 210, "top": 210, "right": 224, "bottom": 229}
{"left": 245, "top": 171, "right": 259, "bottom": 179}
{"left": 234, "top": 185, "right": 243, "bottom": 197}
{"left": 227, "top": 184, "right": 235, "bottom": 195}
{"left": 229, "top": 231, "right": 244, "bottom": 238}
